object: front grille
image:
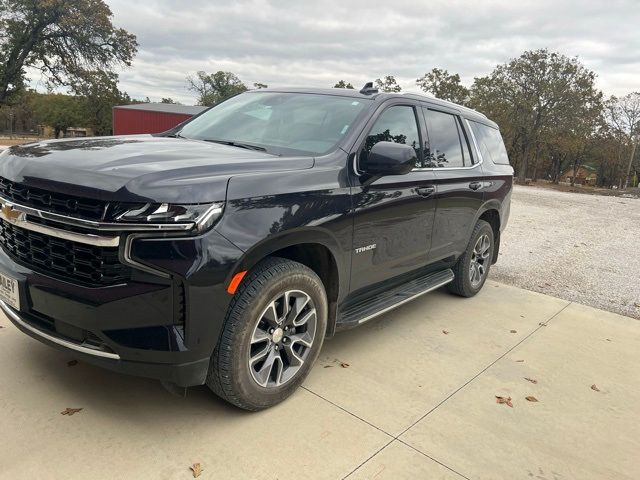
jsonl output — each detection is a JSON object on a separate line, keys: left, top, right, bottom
{"left": 0, "top": 176, "right": 107, "bottom": 220}
{"left": 0, "top": 219, "right": 130, "bottom": 286}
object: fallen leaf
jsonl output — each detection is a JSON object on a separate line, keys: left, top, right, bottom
{"left": 510, "top": 330, "right": 517, "bottom": 334}
{"left": 591, "top": 384, "right": 601, "bottom": 392}
{"left": 60, "top": 408, "right": 83, "bottom": 416}
{"left": 495, "top": 396, "right": 513, "bottom": 408}
{"left": 538, "top": 323, "right": 547, "bottom": 327}
{"left": 190, "top": 463, "right": 203, "bottom": 478}
{"left": 340, "top": 362, "right": 350, "bottom": 368}
{"left": 515, "top": 359, "right": 525, "bottom": 363}
{"left": 323, "top": 365, "right": 333, "bottom": 368}
{"left": 605, "top": 338, "right": 612, "bottom": 342}
{"left": 442, "top": 330, "right": 449, "bottom": 335}
{"left": 524, "top": 377, "right": 538, "bottom": 384}
{"left": 67, "top": 360, "right": 78, "bottom": 367}
{"left": 525, "top": 396, "right": 538, "bottom": 402}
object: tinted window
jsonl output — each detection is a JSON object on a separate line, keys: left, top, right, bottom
{"left": 179, "top": 92, "right": 369, "bottom": 156}
{"left": 424, "top": 109, "right": 465, "bottom": 168}
{"left": 361, "top": 106, "right": 421, "bottom": 169}
{"left": 469, "top": 121, "right": 510, "bottom": 165}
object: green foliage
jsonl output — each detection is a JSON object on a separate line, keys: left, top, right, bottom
{"left": 468, "top": 49, "right": 603, "bottom": 182}
{"left": 375, "top": 76, "right": 401, "bottom": 93}
{"left": 253, "top": 83, "right": 268, "bottom": 89}
{"left": 187, "top": 71, "right": 248, "bottom": 106}
{"left": 160, "top": 97, "right": 179, "bottom": 104}
{"left": 333, "top": 80, "right": 354, "bottom": 89}
{"left": 32, "top": 93, "right": 83, "bottom": 138}
{"left": 416, "top": 68, "right": 469, "bottom": 105}
{"left": 0, "top": 0, "right": 138, "bottom": 105}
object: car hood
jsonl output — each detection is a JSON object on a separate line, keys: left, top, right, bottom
{"left": 0, "top": 135, "right": 314, "bottom": 203}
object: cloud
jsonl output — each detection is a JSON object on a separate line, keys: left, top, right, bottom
{"left": 105, "top": 0, "right": 639, "bottom": 103}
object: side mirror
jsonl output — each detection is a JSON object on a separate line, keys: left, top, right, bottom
{"left": 364, "top": 141, "right": 416, "bottom": 177}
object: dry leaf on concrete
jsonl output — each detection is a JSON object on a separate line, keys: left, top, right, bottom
{"left": 538, "top": 323, "right": 547, "bottom": 327}
{"left": 340, "top": 362, "right": 350, "bottom": 368}
{"left": 323, "top": 365, "right": 333, "bottom": 368}
{"left": 524, "top": 377, "right": 538, "bottom": 384}
{"left": 515, "top": 359, "right": 525, "bottom": 363}
{"left": 190, "top": 463, "right": 203, "bottom": 478}
{"left": 591, "top": 384, "right": 601, "bottom": 392}
{"left": 510, "top": 330, "right": 517, "bottom": 333}
{"left": 525, "top": 396, "right": 538, "bottom": 402}
{"left": 495, "top": 396, "right": 513, "bottom": 408}
{"left": 60, "top": 408, "right": 83, "bottom": 416}
{"left": 442, "top": 330, "right": 449, "bottom": 335}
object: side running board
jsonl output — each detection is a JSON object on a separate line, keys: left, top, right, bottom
{"left": 337, "top": 269, "right": 455, "bottom": 328}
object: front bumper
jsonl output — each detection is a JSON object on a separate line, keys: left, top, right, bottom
{"left": 1, "top": 300, "right": 210, "bottom": 385}
{"left": 0, "top": 228, "right": 244, "bottom": 387}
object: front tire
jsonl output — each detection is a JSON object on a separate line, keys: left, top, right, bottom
{"left": 206, "top": 257, "right": 327, "bottom": 410}
{"left": 448, "top": 220, "right": 494, "bottom": 297}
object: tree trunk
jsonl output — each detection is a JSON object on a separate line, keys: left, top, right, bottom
{"left": 622, "top": 141, "right": 637, "bottom": 190}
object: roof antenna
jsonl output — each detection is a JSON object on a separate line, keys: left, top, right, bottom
{"left": 360, "top": 82, "right": 379, "bottom": 95}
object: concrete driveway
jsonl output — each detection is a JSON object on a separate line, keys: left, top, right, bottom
{"left": 0, "top": 281, "right": 638, "bottom": 479}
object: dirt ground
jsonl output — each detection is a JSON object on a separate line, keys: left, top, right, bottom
{"left": 492, "top": 185, "right": 640, "bottom": 319}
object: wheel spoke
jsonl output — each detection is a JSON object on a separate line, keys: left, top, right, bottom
{"left": 262, "top": 301, "right": 279, "bottom": 326}
{"left": 249, "top": 342, "right": 271, "bottom": 367}
{"left": 251, "top": 327, "right": 269, "bottom": 344}
{"left": 253, "top": 348, "right": 283, "bottom": 387}
{"left": 284, "top": 291, "right": 311, "bottom": 325}
{"left": 293, "top": 308, "right": 316, "bottom": 327}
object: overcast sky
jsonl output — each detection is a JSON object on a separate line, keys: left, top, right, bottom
{"left": 103, "top": 0, "right": 639, "bottom": 104}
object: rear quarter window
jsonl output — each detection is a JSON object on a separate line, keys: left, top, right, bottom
{"left": 469, "top": 121, "right": 510, "bottom": 165}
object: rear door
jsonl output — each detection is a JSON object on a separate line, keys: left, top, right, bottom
{"left": 349, "top": 101, "right": 438, "bottom": 294}
{"left": 422, "top": 106, "right": 485, "bottom": 262}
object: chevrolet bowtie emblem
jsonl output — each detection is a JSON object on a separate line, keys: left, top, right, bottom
{"left": 1, "top": 204, "right": 23, "bottom": 223}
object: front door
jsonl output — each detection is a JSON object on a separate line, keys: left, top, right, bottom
{"left": 349, "top": 103, "right": 437, "bottom": 294}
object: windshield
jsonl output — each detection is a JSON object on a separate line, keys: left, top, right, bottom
{"left": 178, "top": 92, "right": 369, "bottom": 156}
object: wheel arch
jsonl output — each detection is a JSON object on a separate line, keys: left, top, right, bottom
{"left": 226, "top": 228, "right": 346, "bottom": 336}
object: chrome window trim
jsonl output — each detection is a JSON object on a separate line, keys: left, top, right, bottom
{"left": 0, "top": 300, "right": 121, "bottom": 360}
{"left": 412, "top": 118, "right": 485, "bottom": 172}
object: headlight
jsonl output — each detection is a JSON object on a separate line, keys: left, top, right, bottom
{"left": 117, "top": 202, "right": 224, "bottom": 233}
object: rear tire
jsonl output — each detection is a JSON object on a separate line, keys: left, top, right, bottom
{"left": 448, "top": 220, "right": 494, "bottom": 298}
{"left": 206, "top": 257, "right": 327, "bottom": 410}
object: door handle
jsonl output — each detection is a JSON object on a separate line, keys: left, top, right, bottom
{"left": 468, "top": 181, "right": 483, "bottom": 191}
{"left": 416, "top": 186, "right": 436, "bottom": 197}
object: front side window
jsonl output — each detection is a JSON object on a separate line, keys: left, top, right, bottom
{"left": 178, "top": 92, "right": 369, "bottom": 157}
{"left": 423, "top": 109, "right": 467, "bottom": 168}
{"left": 469, "top": 121, "right": 510, "bottom": 165}
{"left": 360, "top": 105, "right": 422, "bottom": 170}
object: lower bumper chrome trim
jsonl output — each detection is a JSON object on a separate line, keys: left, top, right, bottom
{"left": 0, "top": 300, "right": 121, "bottom": 360}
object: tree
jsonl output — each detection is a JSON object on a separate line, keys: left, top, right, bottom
{"left": 375, "top": 76, "right": 401, "bottom": 93}
{"left": 605, "top": 93, "right": 640, "bottom": 189}
{"left": 160, "top": 97, "right": 178, "bottom": 104}
{"left": 333, "top": 80, "right": 354, "bottom": 89}
{"left": 416, "top": 68, "right": 469, "bottom": 105}
{"left": 187, "top": 71, "right": 248, "bottom": 106}
{"left": 468, "top": 49, "right": 602, "bottom": 182}
{"left": 0, "top": 0, "right": 137, "bottom": 105}
{"left": 33, "top": 93, "right": 83, "bottom": 138}
{"left": 71, "top": 70, "right": 130, "bottom": 136}
{"left": 253, "top": 82, "right": 268, "bottom": 89}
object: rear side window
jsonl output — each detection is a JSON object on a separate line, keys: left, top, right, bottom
{"left": 469, "top": 121, "right": 510, "bottom": 165}
{"left": 360, "top": 105, "right": 422, "bottom": 169}
{"left": 423, "top": 109, "right": 466, "bottom": 168}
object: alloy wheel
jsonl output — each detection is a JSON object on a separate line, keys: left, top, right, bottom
{"left": 469, "top": 234, "right": 491, "bottom": 288}
{"left": 248, "top": 290, "right": 317, "bottom": 388}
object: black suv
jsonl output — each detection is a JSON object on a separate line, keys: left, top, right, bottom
{"left": 0, "top": 86, "right": 512, "bottom": 409}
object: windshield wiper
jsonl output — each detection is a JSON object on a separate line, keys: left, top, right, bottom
{"left": 203, "top": 139, "right": 267, "bottom": 152}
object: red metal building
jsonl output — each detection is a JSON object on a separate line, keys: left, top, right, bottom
{"left": 112, "top": 103, "right": 208, "bottom": 135}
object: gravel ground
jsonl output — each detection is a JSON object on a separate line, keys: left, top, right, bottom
{"left": 491, "top": 185, "right": 640, "bottom": 319}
